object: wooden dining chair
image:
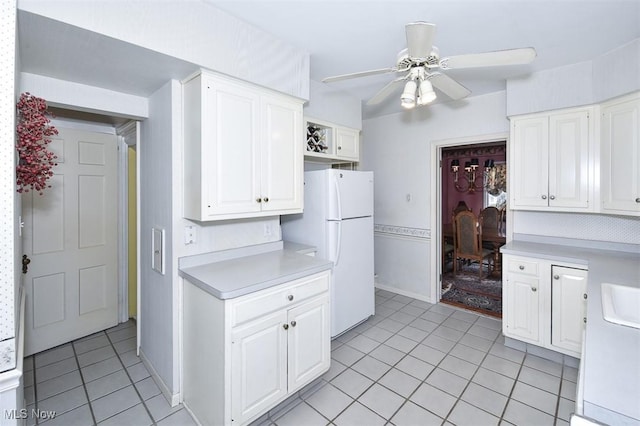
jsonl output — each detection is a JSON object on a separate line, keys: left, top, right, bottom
{"left": 479, "top": 206, "right": 500, "bottom": 232}
{"left": 452, "top": 210, "right": 494, "bottom": 279}
{"left": 452, "top": 200, "right": 472, "bottom": 216}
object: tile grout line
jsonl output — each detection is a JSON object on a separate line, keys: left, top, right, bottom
{"left": 103, "top": 323, "right": 159, "bottom": 425}
{"left": 71, "top": 336, "right": 99, "bottom": 426}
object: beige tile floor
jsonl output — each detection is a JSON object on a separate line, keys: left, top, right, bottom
{"left": 253, "top": 288, "right": 578, "bottom": 426}
{"left": 25, "top": 288, "right": 577, "bottom": 425}
{"left": 23, "top": 320, "right": 195, "bottom": 426}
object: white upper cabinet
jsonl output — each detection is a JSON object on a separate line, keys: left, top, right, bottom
{"left": 304, "top": 117, "right": 360, "bottom": 163}
{"left": 183, "top": 70, "right": 303, "bottom": 221}
{"left": 601, "top": 92, "right": 640, "bottom": 216}
{"left": 510, "top": 107, "right": 593, "bottom": 212}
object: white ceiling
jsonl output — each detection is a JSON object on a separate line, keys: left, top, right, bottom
{"left": 17, "top": 2, "right": 640, "bottom": 120}
{"left": 207, "top": 0, "right": 640, "bottom": 118}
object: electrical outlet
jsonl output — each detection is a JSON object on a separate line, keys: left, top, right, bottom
{"left": 184, "top": 226, "right": 196, "bottom": 244}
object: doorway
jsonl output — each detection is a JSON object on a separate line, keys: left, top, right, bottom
{"left": 430, "top": 133, "right": 509, "bottom": 317}
{"left": 22, "top": 111, "right": 139, "bottom": 356}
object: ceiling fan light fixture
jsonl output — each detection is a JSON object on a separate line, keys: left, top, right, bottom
{"left": 400, "top": 79, "right": 417, "bottom": 109}
{"left": 417, "top": 78, "right": 437, "bottom": 105}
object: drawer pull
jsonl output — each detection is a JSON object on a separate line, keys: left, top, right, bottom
{"left": 636, "top": 197, "right": 640, "bottom": 203}
{"left": 256, "top": 198, "right": 262, "bottom": 203}
{"left": 291, "top": 321, "right": 297, "bottom": 327}
{"left": 541, "top": 195, "right": 547, "bottom": 200}
{"left": 287, "top": 295, "right": 294, "bottom": 301}
{"left": 553, "top": 275, "right": 560, "bottom": 280}
{"left": 264, "top": 197, "right": 269, "bottom": 203}
{"left": 531, "top": 287, "right": 537, "bottom": 292}
{"left": 549, "top": 195, "right": 556, "bottom": 200}
{"left": 283, "top": 324, "right": 289, "bottom": 330}
{"left": 519, "top": 265, "right": 525, "bottom": 270}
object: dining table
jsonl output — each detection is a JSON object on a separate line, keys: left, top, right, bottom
{"left": 443, "top": 223, "right": 506, "bottom": 277}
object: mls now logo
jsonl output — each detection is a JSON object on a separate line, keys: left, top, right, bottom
{"left": 4, "top": 409, "right": 56, "bottom": 420}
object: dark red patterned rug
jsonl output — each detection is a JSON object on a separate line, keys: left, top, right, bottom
{"left": 441, "top": 264, "right": 502, "bottom": 318}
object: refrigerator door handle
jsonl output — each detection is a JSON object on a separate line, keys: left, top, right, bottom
{"left": 334, "top": 177, "right": 343, "bottom": 220}
{"left": 335, "top": 221, "right": 342, "bottom": 266}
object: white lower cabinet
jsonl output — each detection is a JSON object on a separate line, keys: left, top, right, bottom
{"left": 503, "top": 254, "right": 587, "bottom": 357}
{"left": 183, "top": 270, "right": 331, "bottom": 426}
{"left": 551, "top": 266, "right": 588, "bottom": 355}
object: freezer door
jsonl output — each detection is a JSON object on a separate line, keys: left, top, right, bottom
{"left": 327, "top": 216, "right": 374, "bottom": 337}
{"left": 326, "top": 170, "right": 374, "bottom": 220}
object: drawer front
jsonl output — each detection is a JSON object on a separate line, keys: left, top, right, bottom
{"left": 230, "top": 270, "right": 330, "bottom": 327}
{"left": 506, "top": 257, "right": 539, "bottom": 276}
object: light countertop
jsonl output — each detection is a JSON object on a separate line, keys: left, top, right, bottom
{"left": 178, "top": 241, "right": 333, "bottom": 300}
{"left": 502, "top": 241, "right": 640, "bottom": 423}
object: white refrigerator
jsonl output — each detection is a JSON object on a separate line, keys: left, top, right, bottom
{"left": 281, "top": 169, "right": 374, "bottom": 337}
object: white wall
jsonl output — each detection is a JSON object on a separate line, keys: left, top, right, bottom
{"left": 0, "top": 0, "right": 17, "bottom": 375}
{"left": 20, "top": 73, "right": 148, "bottom": 120}
{"left": 361, "top": 91, "right": 509, "bottom": 300}
{"left": 139, "top": 80, "right": 178, "bottom": 394}
{"left": 304, "top": 80, "right": 362, "bottom": 129}
{"left": 18, "top": 0, "right": 310, "bottom": 100}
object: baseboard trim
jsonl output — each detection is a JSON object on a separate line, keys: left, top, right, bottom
{"left": 374, "top": 282, "right": 434, "bottom": 304}
{"left": 139, "top": 348, "right": 180, "bottom": 407}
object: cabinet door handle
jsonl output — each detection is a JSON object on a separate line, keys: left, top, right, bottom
{"left": 553, "top": 275, "right": 560, "bottom": 280}
{"left": 287, "top": 295, "right": 294, "bottom": 301}
{"left": 338, "top": 146, "right": 342, "bottom": 150}
{"left": 583, "top": 293, "right": 588, "bottom": 300}
{"left": 264, "top": 197, "right": 269, "bottom": 203}
{"left": 583, "top": 317, "right": 587, "bottom": 324}
{"left": 290, "top": 321, "right": 297, "bottom": 327}
{"left": 636, "top": 197, "right": 640, "bottom": 203}
{"left": 283, "top": 324, "right": 289, "bottom": 330}
{"left": 541, "top": 195, "right": 547, "bottom": 200}
{"left": 531, "top": 287, "right": 537, "bottom": 292}
{"left": 256, "top": 198, "right": 262, "bottom": 203}
{"left": 549, "top": 195, "right": 556, "bottom": 200}
{"left": 519, "top": 265, "right": 525, "bottom": 270}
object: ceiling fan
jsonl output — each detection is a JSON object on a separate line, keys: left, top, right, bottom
{"left": 322, "top": 22, "right": 537, "bottom": 109}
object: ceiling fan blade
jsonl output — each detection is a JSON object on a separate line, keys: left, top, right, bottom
{"left": 440, "top": 47, "right": 537, "bottom": 69}
{"left": 322, "top": 67, "right": 396, "bottom": 83}
{"left": 406, "top": 22, "right": 436, "bottom": 59}
{"left": 428, "top": 73, "right": 471, "bottom": 100}
{"left": 366, "top": 77, "right": 406, "bottom": 105}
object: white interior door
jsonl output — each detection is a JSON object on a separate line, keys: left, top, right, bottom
{"left": 22, "top": 127, "right": 118, "bottom": 356}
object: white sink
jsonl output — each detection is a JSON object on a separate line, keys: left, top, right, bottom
{"left": 601, "top": 283, "right": 640, "bottom": 329}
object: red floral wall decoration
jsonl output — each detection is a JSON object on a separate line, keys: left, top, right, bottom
{"left": 16, "top": 93, "right": 58, "bottom": 194}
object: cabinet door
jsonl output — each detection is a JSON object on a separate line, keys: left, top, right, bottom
{"left": 504, "top": 273, "right": 541, "bottom": 343}
{"left": 203, "top": 76, "right": 261, "bottom": 217}
{"left": 231, "top": 310, "right": 288, "bottom": 425}
{"left": 601, "top": 97, "right": 640, "bottom": 215}
{"left": 511, "top": 117, "right": 550, "bottom": 208}
{"left": 548, "top": 111, "right": 590, "bottom": 209}
{"left": 260, "top": 94, "right": 303, "bottom": 213}
{"left": 287, "top": 295, "right": 330, "bottom": 392}
{"left": 335, "top": 127, "right": 360, "bottom": 161}
{"left": 551, "top": 266, "right": 588, "bottom": 355}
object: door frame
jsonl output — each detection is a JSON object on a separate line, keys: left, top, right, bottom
{"left": 429, "top": 132, "right": 512, "bottom": 304}
{"left": 116, "top": 120, "right": 141, "bottom": 354}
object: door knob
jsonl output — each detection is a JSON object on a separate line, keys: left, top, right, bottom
{"left": 636, "top": 197, "right": 640, "bottom": 203}
{"left": 291, "top": 321, "right": 297, "bottom": 327}
{"left": 287, "top": 295, "right": 294, "bottom": 301}
{"left": 283, "top": 324, "right": 289, "bottom": 330}
{"left": 531, "top": 287, "right": 537, "bottom": 292}
{"left": 549, "top": 195, "right": 556, "bottom": 200}
{"left": 263, "top": 197, "right": 269, "bottom": 203}
{"left": 541, "top": 195, "right": 547, "bottom": 200}
{"left": 22, "top": 255, "right": 30, "bottom": 274}
{"left": 553, "top": 275, "right": 560, "bottom": 280}
{"left": 256, "top": 198, "right": 262, "bottom": 203}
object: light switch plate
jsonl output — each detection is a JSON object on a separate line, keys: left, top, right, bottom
{"left": 152, "top": 227, "right": 165, "bottom": 275}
